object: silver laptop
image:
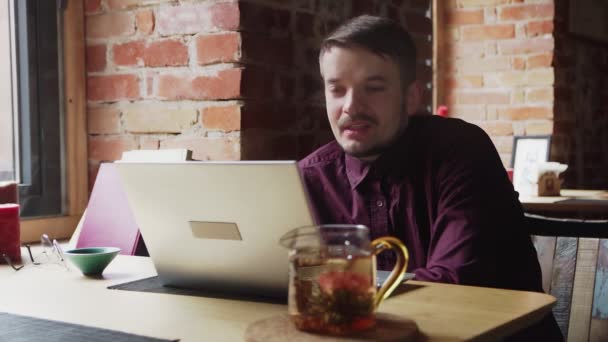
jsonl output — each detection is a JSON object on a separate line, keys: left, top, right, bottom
{"left": 115, "top": 161, "right": 315, "bottom": 298}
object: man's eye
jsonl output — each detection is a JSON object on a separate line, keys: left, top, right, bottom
{"left": 366, "top": 85, "right": 385, "bottom": 92}
{"left": 328, "top": 86, "right": 345, "bottom": 95}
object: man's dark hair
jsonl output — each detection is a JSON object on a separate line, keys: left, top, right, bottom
{"left": 320, "top": 15, "right": 417, "bottom": 87}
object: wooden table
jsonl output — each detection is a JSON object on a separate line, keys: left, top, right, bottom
{"left": 0, "top": 254, "right": 556, "bottom": 341}
{"left": 520, "top": 189, "right": 608, "bottom": 215}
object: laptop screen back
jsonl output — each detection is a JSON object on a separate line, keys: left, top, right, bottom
{"left": 115, "top": 161, "right": 315, "bottom": 298}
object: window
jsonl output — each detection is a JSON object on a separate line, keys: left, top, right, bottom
{"left": 1, "top": 0, "right": 64, "bottom": 217}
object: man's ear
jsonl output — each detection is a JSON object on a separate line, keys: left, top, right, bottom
{"left": 405, "top": 80, "right": 424, "bottom": 115}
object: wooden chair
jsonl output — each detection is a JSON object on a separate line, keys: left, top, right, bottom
{"left": 526, "top": 213, "right": 608, "bottom": 342}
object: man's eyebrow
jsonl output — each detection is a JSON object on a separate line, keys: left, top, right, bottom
{"left": 366, "top": 75, "right": 387, "bottom": 82}
{"left": 325, "top": 78, "right": 340, "bottom": 84}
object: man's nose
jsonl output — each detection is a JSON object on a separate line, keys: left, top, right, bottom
{"left": 343, "top": 89, "right": 362, "bottom": 114}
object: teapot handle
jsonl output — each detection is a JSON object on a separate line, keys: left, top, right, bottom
{"left": 370, "top": 236, "right": 409, "bottom": 308}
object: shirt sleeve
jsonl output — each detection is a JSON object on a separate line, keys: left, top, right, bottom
{"left": 411, "top": 124, "right": 528, "bottom": 288}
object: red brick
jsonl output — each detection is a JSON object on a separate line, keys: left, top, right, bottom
{"left": 460, "top": 0, "right": 509, "bottom": 7}
{"left": 456, "top": 56, "right": 512, "bottom": 73}
{"left": 499, "top": 37, "right": 554, "bottom": 55}
{"left": 526, "top": 87, "right": 553, "bottom": 103}
{"left": 107, "top": 0, "right": 146, "bottom": 10}
{"left": 139, "top": 137, "right": 160, "bottom": 150}
{"left": 211, "top": 2, "right": 240, "bottom": 31}
{"left": 484, "top": 70, "right": 554, "bottom": 87}
{"left": 157, "top": 2, "right": 239, "bottom": 36}
{"left": 201, "top": 105, "right": 241, "bottom": 131}
{"left": 160, "top": 137, "right": 240, "bottom": 161}
{"left": 196, "top": 33, "right": 241, "bottom": 65}
{"left": 88, "top": 106, "right": 121, "bottom": 134}
{"left": 499, "top": 4, "right": 554, "bottom": 21}
{"left": 444, "top": 42, "right": 485, "bottom": 58}
{"left": 113, "top": 40, "right": 144, "bottom": 67}
{"left": 144, "top": 39, "right": 189, "bottom": 67}
{"left": 85, "top": 0, "right": 102, "bottom": 14}
{"left": 462, "top": 24, "right": 515, "bottom": 41}
{"left": 456, "top": 90, "right": 510, "bottom": 105}
{"left": 525, "top": 120, "right": 553, "bottom": 135}
{"left": 445, "top": 9, "right": 484, "bottom": 25}
{"left": 86, "top": 13, "right": 134, "bottom": 39}
{"left": 86, "top": 44, "right": 106, "bottom": 72}
{"left": 88, "top": 136, "right": 139, "bottom": 161}
{"left": 87, "top": 74, "right": 140, "bottom": 102}
{"left": 513, "top": 57, "right": 525, "bottom": 70}
{"left": 123, "top": 104, "right": 197, "bottom": 133}
{"left": 136, "top": 10, "right": 155, "bottom": 35}
{"left": 527, "top": 53, "right": 553, "bottom": 69}
{"left": 477, "top": 121, "right": 514, "bottom": 136}
{"left": 526, "top": 20, "right": 553, "bottom": 37}
{"left": 449, "top": 105, "right": 487, "bottom": 121}
{"left": 445, "top": 75, "right": 483, "bottom": 89}
{"left": 497, "top": 106, "right": 552, "bottom": 120}
{"left": 155, "top": 68, "right": 241, "bottom": 100}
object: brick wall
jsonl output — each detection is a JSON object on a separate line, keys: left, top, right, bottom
{"left": 85, "top": 0, "right": 242, "bottom": 187}
{"left": 85, "top": 0, "right": 432, "bottom": 188}
{"left": 439, "top": 0, "right": 555, "bottom": 166}
{"left": 552, "top": 0, "right": 608, "bottom": 189}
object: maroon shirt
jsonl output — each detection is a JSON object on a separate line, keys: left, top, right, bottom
{"left": 298, "top": 115, "right": 543, "bottom": 292}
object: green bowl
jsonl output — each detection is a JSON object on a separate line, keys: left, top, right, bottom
{"left": 63, "top": 247, "right": 120, "bottom": 276}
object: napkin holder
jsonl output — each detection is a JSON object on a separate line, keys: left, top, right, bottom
{"left": 518, "top": 162, "right": 568, "bottom": 197}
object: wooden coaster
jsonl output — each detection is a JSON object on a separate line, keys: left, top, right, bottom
{"left": 244, "top": 313, "right": 418, "bottom": 342}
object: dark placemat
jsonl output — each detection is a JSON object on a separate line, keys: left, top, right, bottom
{"left": 108, "top": 276, "right": 286, "bottom": 304}
{"left": 0, "top": 312, "right": 178, "bottom": 342}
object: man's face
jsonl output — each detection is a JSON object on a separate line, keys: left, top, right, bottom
{"left": 320, "top": 45, "right": 409, "bottom": 160}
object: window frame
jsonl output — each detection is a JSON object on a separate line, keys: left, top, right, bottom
{"left": 14, "top": 0, "right": 63, "bottom": 217}
{"left": 19, "top": 0, "right": 87, "bottom": 243}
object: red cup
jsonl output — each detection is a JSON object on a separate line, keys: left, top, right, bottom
{"left": 506, "top": 168, "right": 514, "bottom": 183}
{"left": 0, "top": 204, "right": 21, "bottom": 263}
{"left": 0, "top": 181, "right": 18, "bottom": 204}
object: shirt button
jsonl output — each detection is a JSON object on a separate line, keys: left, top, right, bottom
{"left": 376, "top": 200, "right": 384, "bottom": 207}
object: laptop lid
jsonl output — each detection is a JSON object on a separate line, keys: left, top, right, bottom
{"left": 115, "top": 161, "right": 315, "bottom": 298}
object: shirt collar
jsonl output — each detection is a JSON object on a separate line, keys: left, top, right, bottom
{"left": 343, "top": 124, "right": 413, "bottom": 190}
{"left": 345, "top": 153, "right": 373, "bottom": 190}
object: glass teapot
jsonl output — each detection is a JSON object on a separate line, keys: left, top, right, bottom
{"left": 279, "top": 224, "right": 409, "bottom": 335}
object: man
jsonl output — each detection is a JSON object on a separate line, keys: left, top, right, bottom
{"left": 298, "top": 15, "right": 562, "bottom": 340}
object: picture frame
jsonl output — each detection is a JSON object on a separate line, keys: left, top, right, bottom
{"left": 511, "top": 135, "right": 551, "bottom": 195}
{"left": 569, "top": 0, "right": 608, "bottom": 44}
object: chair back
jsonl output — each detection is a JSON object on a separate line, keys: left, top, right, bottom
{"left": 527, "top": 213, "right": 608, "bottom": 341}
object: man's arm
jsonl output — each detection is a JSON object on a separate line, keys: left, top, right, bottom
{"left": 411, "top": 123, "right": 533, "bottom": 289}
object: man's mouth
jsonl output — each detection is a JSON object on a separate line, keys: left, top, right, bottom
{"left": 341, "top": 121, "right": 372, "bottom": 138}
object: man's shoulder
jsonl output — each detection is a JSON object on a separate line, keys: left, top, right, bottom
{"left": 410, "top": 115, "right": 493, "bottom": 151}
{"left": 298, "top": 140, "right": 343, "bottom": 170}
{"left": 411, "top": 114, "right": 487, "bottom": 140}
